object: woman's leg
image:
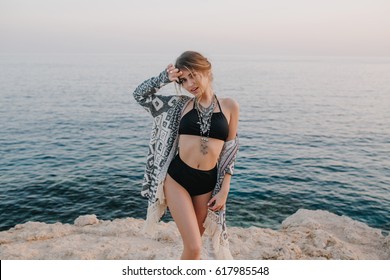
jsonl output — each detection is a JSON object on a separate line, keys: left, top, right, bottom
{"left": 192, "top": 191, "right": 213, "bottom": 236}
{"left": 164, "top": 174, "right": 202, "bottom": 260}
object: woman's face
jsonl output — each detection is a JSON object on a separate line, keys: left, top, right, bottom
{"left": 178, "top": 69, "right": 210, "bottom": 96}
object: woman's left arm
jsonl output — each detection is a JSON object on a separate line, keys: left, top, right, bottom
{"left": 208, "top": 98, "right": 239, "bottom": 211}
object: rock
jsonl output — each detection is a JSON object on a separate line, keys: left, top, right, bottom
{"left": 0, "top": 209, "right": 388, "bottom": 260}
{"left": 74, "top": 215, "right": 99, "bottom": 227}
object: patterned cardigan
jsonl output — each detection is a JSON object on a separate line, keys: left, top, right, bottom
{"left": 132, "top": 69, "right": 239, "bottom": 259}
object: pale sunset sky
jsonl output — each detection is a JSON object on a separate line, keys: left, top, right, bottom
{"left": 1, "top": 0, "right": 389, "bottom": 56}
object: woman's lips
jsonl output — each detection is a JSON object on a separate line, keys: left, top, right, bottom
{"left": 191, "top": 87, "right": 199, "bottom": 93}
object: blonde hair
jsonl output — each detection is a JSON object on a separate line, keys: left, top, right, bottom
{"left": 174, "top": 51, "right": 213, "bottom": 98}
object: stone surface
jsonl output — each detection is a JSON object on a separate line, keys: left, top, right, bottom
{"left": 0, "top": 209, "right": 388, "bottom": 260}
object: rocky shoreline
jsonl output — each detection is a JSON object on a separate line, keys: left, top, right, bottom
{"left": 1, "top": 209, "right": 388, "bottom": 260}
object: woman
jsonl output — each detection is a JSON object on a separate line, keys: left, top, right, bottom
{"left": 133, "top": 51, "right": 239, "bottom": 259}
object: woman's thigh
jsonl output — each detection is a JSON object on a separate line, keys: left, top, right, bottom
{"left": 164, "top": 174, "right": 201, "bottom": 246}
{"left": 192, "top": 191, "right": 212, "bottom": 235}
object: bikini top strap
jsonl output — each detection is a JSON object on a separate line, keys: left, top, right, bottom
{"left": 215, "top": 95, "right": 223, "bottom": 113}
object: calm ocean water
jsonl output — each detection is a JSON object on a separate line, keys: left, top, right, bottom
{"left": 0, "top": 54, "right": 389, "bottom": 234}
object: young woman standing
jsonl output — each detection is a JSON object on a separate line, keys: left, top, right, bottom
{"left": 133, "top": 51, "right": 239, "bottom": 259}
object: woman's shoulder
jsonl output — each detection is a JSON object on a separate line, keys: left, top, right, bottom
{"left": 219, "top": 97, "right": 239, "bottom": 112}
{"left": 179, "top": 95, "right": 192, "bottom": 103}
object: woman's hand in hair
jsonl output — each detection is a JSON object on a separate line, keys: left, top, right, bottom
{"left": 166, "top": 64, "right": 181, "bottom": 83}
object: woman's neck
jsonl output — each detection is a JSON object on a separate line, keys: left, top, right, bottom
{"left": 198, "top": 89, "right": 214, "bottom": 107}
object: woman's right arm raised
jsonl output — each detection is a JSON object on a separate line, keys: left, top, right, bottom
{"left": 132, "top": 64, "right": 182, "bottom": 117}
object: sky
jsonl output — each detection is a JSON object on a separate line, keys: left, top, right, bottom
{"left": 1, "top": 0, "right": 390, "bottom": 56}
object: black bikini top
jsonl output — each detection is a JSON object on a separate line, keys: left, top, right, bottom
{"left": 179, "top": 97, "right": 229, "bottom": 141}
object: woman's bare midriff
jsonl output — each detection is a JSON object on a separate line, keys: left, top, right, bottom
{"left": 178, "top": 135, "right": 224, "bottom": 170}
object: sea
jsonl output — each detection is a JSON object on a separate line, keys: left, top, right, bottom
{"left": 0, "top": 53, "right": 389, "bottom": 234}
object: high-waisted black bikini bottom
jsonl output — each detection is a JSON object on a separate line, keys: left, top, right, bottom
{"left": 167, "top": 154, "right": 217, "bottom": 196}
